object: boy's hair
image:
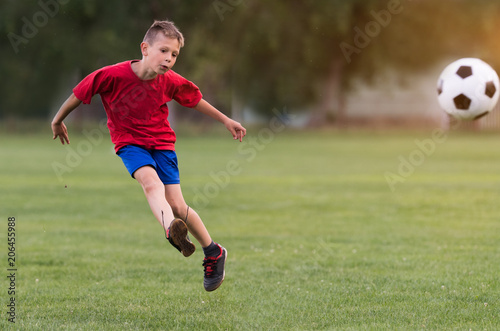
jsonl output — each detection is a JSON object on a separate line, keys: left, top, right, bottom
{"left": 143, "top": 20, "right": 184, "bottom": 48}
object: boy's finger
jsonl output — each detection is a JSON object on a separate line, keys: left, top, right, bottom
{"left": 55, "top": 133, "right": 69, "bottom": 145}
{"left": 230, "top": 128, "right": 237, "bottom": 140}
{"left": 239, "top": 128, "right": 246, "bottom": 141}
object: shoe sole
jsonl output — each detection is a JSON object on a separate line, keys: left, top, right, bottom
{"left": 205, "top": 248, "right": 227, "bottom": 292}
{"left": 170, "top": 219, "right": 195, "bottom": 257}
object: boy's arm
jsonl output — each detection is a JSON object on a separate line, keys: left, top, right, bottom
{"left": 51, "top": 93, "right": 82, "bottom": 145}
{"left": 193, "top": 99, "right": 246, "bottom": 142}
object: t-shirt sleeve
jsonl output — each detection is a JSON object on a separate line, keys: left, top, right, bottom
{"left": 73, "top": 68, "right": 113, "bottom": 104}
{"left": 172, "top": 76, "right": 203, "bottom": 108}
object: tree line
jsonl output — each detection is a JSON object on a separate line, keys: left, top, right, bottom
{"left": 1, "top": 0, "right": 499, "bottom": 124}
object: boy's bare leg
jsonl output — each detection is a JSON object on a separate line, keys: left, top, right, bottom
{"left": 134, "top": 167, "right": 195, "bottom": 257}
{"left": 134, "top": 166, "right": 175, "bottom": 228}
{"left": 165, "top": 184, "right": 226, "bottom": 292}
{"left": 164, "top": 184, "right": 212, "bottom": 247}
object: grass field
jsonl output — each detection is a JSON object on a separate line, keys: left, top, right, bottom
{"left": 1, "top": 127, "right": 500, "bottom": 330}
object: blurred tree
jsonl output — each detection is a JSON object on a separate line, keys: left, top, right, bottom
{"left": 221, "top": 0, "right": 500, "bottom": 124}
{"left": 1, "top": 0, "right": 500, "bottom": 125}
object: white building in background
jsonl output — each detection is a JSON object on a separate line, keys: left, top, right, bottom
{"left": 345, "top": 61, "right": 500, "bottom": 131}
{"left": 346, "top": 68, "right": 445, "bottom": 127}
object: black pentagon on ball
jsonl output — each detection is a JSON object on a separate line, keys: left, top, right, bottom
{"left": 474, "top": 111, "right": 490, "bottom": 120}
{"left": 454, "top": 93, "right": 472, "bottom": 110}
{"left": 485, "top": 81, "right": 497, "bottom": 98}
{"left": 456, "top": 65, "right": 473, "bottom": 79}
{"left": 437, "top": 79, "right": 443, "bottom": 95}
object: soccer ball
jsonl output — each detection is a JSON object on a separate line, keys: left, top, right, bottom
{"left": 437, "top": 58, "right": 500, "bottom": 120}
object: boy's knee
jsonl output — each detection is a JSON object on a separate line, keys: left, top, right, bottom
{"left": 171, "top": 203, "right": 189, "bottom": 219}
{"left": 136, "top": 175, "right": 163, "bottom": 196}
{"left": 142, "top": 180, "right": 163, "bottom": 196}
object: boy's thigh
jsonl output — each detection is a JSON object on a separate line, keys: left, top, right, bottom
{"left": 133, "top": 165, "right": 163, "bottom": 187}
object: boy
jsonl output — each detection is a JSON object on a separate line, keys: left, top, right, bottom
{"left": 51, "top": 20, "right": 246, "bottom": 292}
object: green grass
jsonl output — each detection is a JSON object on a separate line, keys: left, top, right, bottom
{"left": 1, "top": 128, "right": 500, "bottom": 330}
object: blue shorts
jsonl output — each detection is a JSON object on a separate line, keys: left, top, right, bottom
{"left": 117, "top": 145, "right": 180, "bottom": 184}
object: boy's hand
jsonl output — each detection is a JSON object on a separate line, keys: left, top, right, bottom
{"left": 225, "top": 119, "right": 246, "bottom": 142}
{"left": 192, "top": 99, "right": 246, "bottom": 141}
{"left": 51, "top": 93, "right": 81, "bottom": 145}
{"left": 52, "top": 121, "right": 70, "bottom": 145}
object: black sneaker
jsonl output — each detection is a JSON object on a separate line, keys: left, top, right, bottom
{"left": 166, "top": 218, "right": 195, "bottom": 257}
{"left": 203, "top": 245, "right": 227, "bottom": 291}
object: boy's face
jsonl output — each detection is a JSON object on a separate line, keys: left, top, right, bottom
{"left": 142, "top": 34, "right": 180, "bottom": 75}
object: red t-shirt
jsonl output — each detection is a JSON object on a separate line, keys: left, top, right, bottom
{"left": 73, "top": 60, "right": 203, "bottom": 152}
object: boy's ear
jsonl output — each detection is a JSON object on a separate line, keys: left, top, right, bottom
{"left": 140, "top": 42, "right": 149, "bottom": 57}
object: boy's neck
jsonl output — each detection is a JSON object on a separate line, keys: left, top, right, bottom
{"left": 131, "top": 60, "right": 158, "bottom": 81}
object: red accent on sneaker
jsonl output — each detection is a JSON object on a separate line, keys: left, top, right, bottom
{"left": 214, "top": 245, "right": 223, "bottom": 259}
{"left": 203, "top": 245, "right": 226, "bottom": 291}
{"left": 203, "top": 256, "right": 217, "bottom": 277}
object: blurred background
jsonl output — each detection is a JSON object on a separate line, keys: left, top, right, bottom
{"left": 2, "top": 0, "right": 500, "bottom": 130}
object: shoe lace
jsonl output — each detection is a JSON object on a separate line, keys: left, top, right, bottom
{"left": 203, "top": 256, "right": 217, "bottom": 278}
{"left": 162, "top": 211, "right": 169, "bottom": 239}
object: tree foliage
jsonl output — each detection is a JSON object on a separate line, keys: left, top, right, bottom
{"left": 1, "top": 0, "right": 500, "bottom": 123}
